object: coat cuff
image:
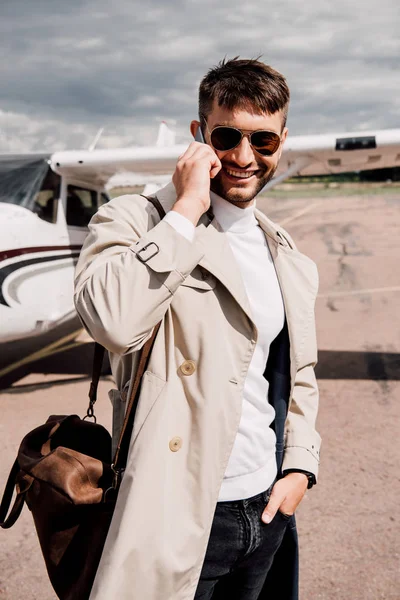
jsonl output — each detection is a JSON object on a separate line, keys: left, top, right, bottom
{"left": 130, "top": 219, "right": 204, "bottom": 293}
{"left": 282, "top": 428, "right": 321, "bottom": 480}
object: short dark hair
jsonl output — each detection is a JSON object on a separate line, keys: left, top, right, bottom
{"left": 199, "top": 57, "right": 290, "bottom": 129}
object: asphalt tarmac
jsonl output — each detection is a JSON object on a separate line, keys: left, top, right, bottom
{"left": 1, "top": 191, "right": 399, "bottom": 599}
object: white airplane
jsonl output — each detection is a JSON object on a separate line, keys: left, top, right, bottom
{"left": 1, "top": 124, "right": 400, "bottom": 385}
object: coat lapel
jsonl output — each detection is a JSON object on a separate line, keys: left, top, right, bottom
{"left": 156, "top": 183, "right": 253, "bottom": 323}
{"left": 255, "top": 209, "right": 319, "bottom": 385}
{"left": 196, "top": 217, "right": 253, "bottom": 322}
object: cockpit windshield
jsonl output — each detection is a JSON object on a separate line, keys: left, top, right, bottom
{"left": 0, "top": 156, "right": 61, "bottom": 223}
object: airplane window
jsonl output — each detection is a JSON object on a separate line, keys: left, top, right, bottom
{"left": 66, "top": 185, "right": 98, "bottom": 227}
{"left": 32, "top": 169, "right": 60, "bottom": 223}
{"left": 0, "top": 157, "right": 60, "bottom": 223}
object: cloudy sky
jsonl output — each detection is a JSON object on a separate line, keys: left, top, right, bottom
{"left": 0, "top": 0, "right": 399, "bottom": 152}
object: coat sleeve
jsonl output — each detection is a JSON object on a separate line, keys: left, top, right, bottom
{"left": 74, "top": 194, "right": 205, "bottom": 355}
{"left": 282, "top": 361, "right": 321, "bottom": 480}
{"left": 279, "top": 224, "right": 321, "bottom": 481}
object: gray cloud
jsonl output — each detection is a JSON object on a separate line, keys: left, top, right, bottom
{"left": 0, "top": 0, "right": 398, "bottom": 151}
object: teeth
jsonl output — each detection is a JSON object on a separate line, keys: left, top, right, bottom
{"left": 226, "top": 169, "right": 254, "bottom": 179}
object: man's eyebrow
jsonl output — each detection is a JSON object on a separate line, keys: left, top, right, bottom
{"left": 213, "top": 122, "right": 280, "bottom": 134}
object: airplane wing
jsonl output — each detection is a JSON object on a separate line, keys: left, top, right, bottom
{"left": 50, "top": 128, "right": 400, "bottom": 190}
{"left": 50, "top": 144, "right": 187, "bottom": 188}
{"left": 271, "top": 128, "right": 400, "bottom": 183}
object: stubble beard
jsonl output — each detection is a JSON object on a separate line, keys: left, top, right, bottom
{"left": 210, "top": 164, "right": 277, "bottom": 207}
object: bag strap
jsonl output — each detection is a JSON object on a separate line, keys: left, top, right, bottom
{"left": 112, "top": 322, "right": 161, "bottom": 473}
{"left": 86, "top": 343, "right": 105, "bottom": 421}
{"left": 140, "top": 194, "right": 166, "bottom": 220}
{"left": 0, "top": 459, "right": 25, "bottom": 529}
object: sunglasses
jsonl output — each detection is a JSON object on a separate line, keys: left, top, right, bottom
{"left": 204, "top": 123, "right": 282, "bottom": 157}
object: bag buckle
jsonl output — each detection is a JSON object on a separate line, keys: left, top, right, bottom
{"left": 103, "top": 464, "right": 121, "bottom": 502}
{"left": 110, "top": 463, "right": 120, "bottom": 490}
{"left": 83, "top": 399, "right": 97, "bottom": 423}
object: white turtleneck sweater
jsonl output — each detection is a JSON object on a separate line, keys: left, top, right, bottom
{"left": 163, "top": 193, "right": 285, "bottom": 501}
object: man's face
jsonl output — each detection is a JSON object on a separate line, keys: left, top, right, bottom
{"left": 191, "top": 100, "right": 287, "bottom": 207}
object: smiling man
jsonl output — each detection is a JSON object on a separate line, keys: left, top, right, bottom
{"left": 197, "top": 104, "right": 285, "bottom": 202}
{"left": 75, "top": 58, "right": 321, "bottom": 600}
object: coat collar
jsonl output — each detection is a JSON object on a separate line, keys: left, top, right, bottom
{"left": 157, "top": 182, "right": 290, "bottom": 247}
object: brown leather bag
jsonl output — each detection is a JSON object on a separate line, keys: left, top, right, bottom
{"left": 0, "top": 195, "right": 166, "bottom": 599}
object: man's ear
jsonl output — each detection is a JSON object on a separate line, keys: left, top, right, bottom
{"left": 190, "top": 120, "right": 201, "bottom": 139}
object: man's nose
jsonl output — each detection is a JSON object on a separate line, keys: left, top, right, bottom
{"left": 228, "top": 135, "right": 256, "bottom": 166}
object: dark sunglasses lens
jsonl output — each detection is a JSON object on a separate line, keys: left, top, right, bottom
{"left": 251, "top": 131, "right": 281, "bottom": 155}
{"left": 210, "top": 127, "right": 242, "bottom": 151}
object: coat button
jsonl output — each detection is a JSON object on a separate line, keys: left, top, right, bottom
{"left": 179, "top": 360, "right": 196, "bottom": 376}
{"left": 169, "top": 437, "right": 182, "bottom": 452}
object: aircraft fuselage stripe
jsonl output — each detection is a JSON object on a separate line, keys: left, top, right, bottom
{"left": 0, "top": 252, "right": 80, "bottom": 307}
{"left": 0, "top": 245, "right": 82, "bottom": 262}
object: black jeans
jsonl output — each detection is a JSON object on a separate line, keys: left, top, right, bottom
{"left": 194, "top": 485, "right": 290, "bottom": 600}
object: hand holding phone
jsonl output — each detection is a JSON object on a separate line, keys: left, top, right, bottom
{"left": 171, "top": 124, "right": 221, "bottom": 225}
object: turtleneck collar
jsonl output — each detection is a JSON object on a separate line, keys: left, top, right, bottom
{"left": 210, "top": 191, "right": 258, "bottom": 234}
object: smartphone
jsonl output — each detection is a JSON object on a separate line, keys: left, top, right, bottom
{"left": 195, "top": 126, "right": 205, "bottom": 143}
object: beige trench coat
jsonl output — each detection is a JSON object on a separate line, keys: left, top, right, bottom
{"left": 74, "top": 182, "right": 321, "bottom": 600}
